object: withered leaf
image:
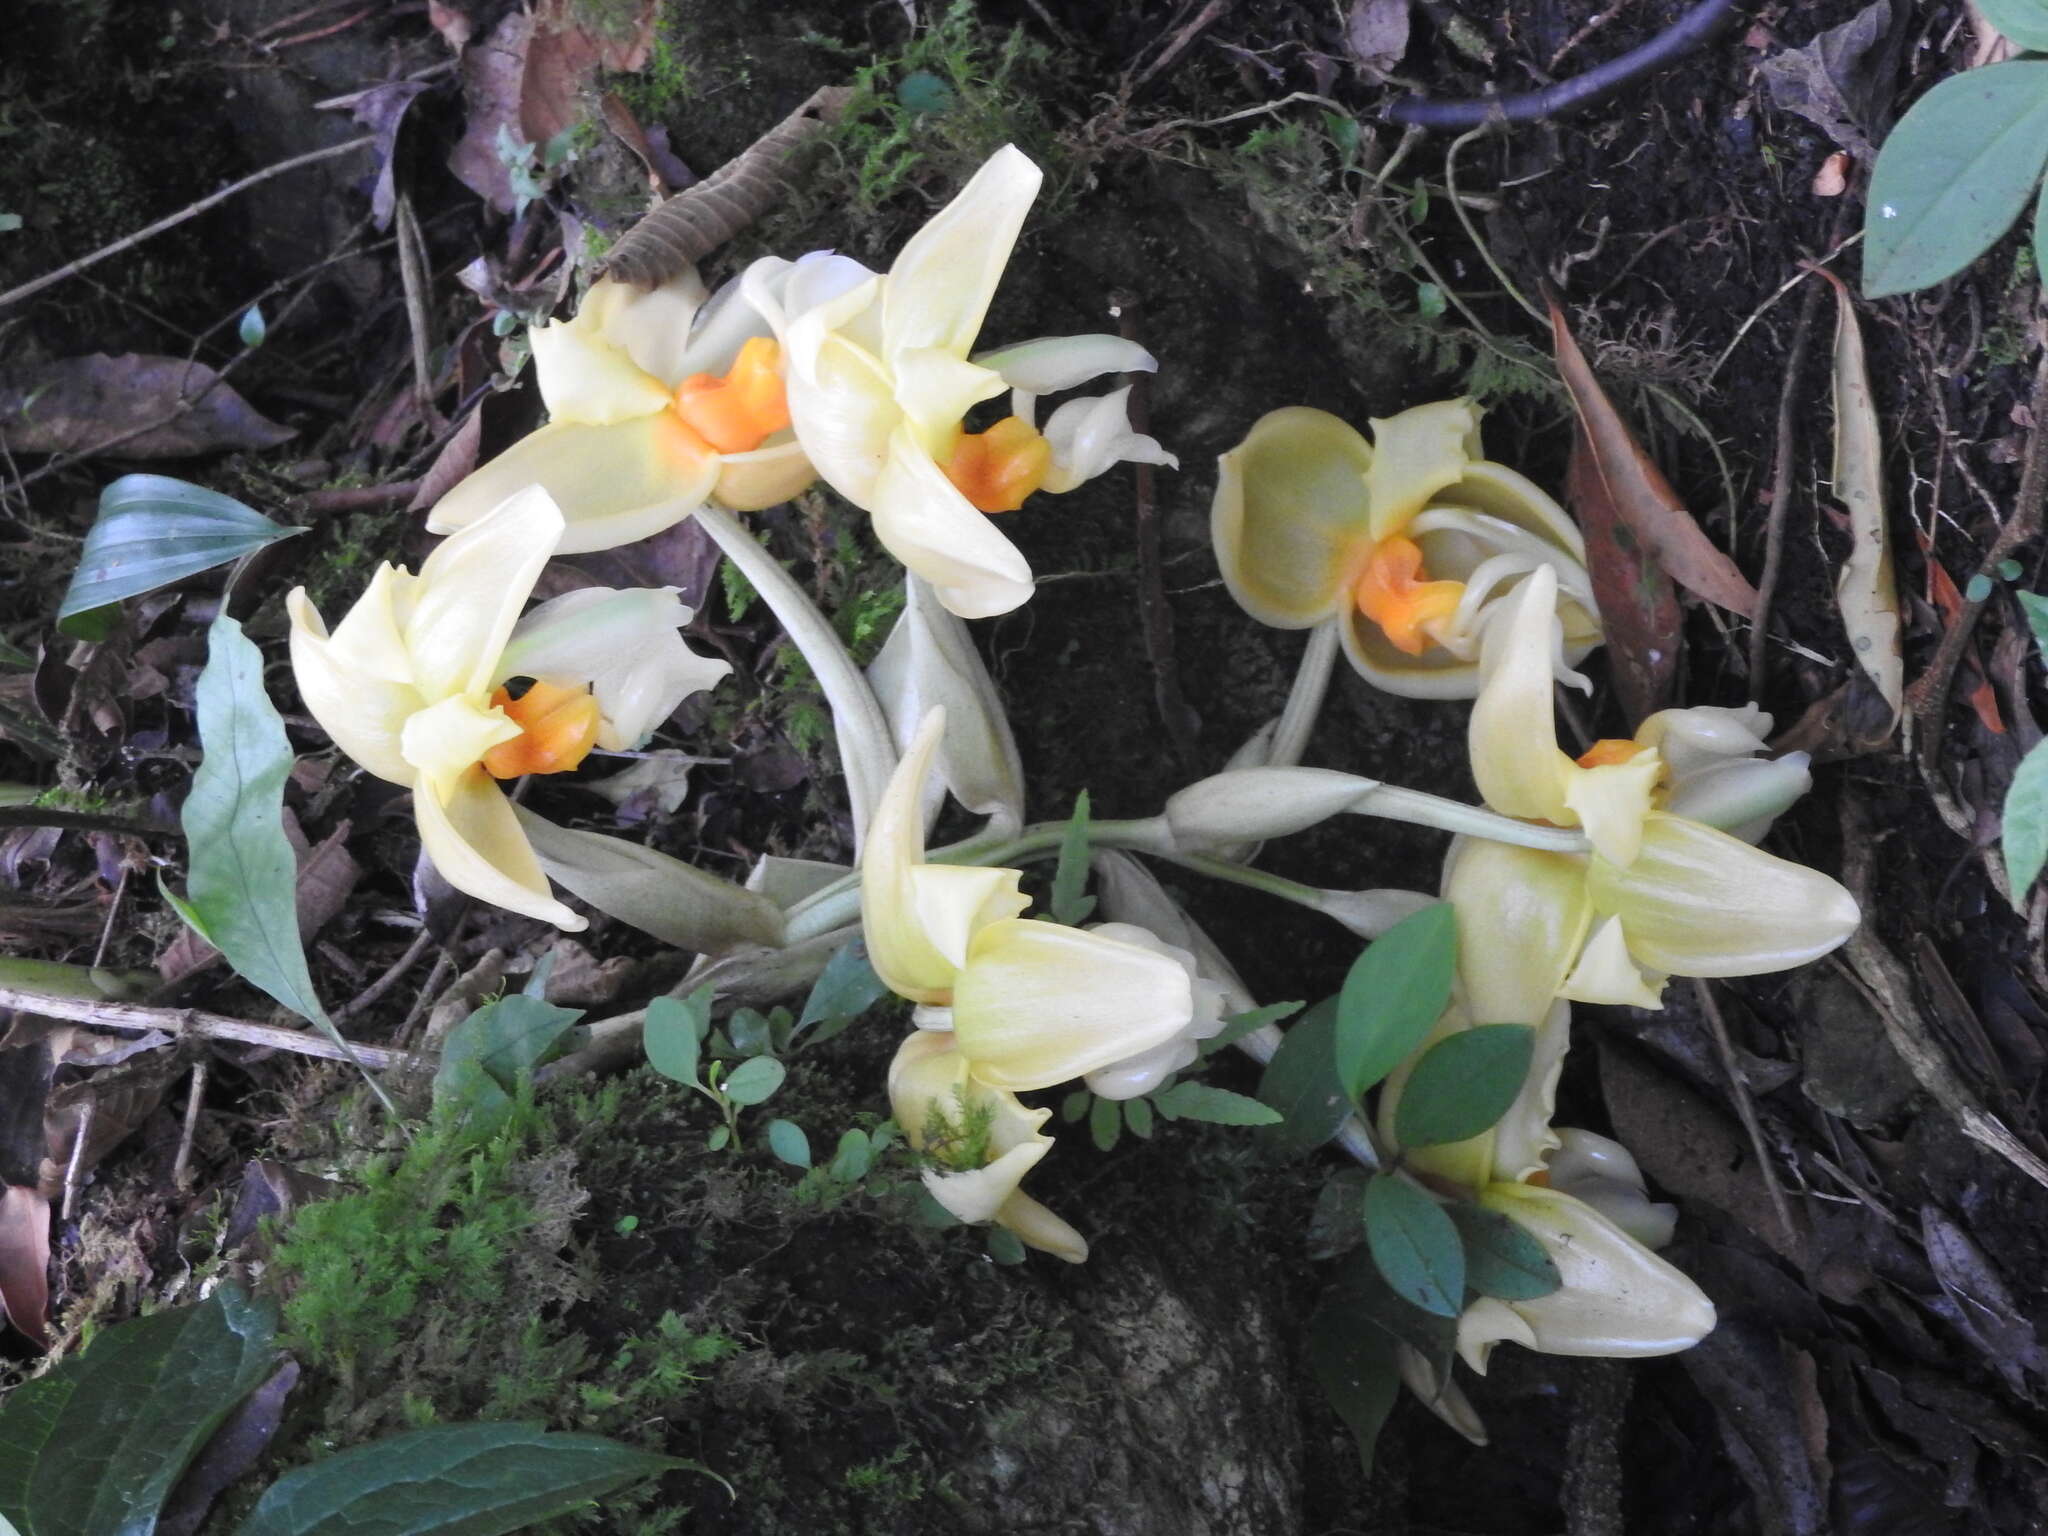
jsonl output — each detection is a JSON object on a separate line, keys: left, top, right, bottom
{"left": 0, "top": 1185, "right": 49, "bottom": 1346}
{"left": 0, "top": 355, "right": 294, "bottom": 459}
{"left": 1567, "top": 422, "right": 1680, "bottom": 722}
{"left": 1549, "top": 300, "right": 1761, "bottom": 619}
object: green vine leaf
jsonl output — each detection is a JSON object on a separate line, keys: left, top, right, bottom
{"left": 1334, "top": 904, "right": 1458, "bottom": 1104}
{"left": 1391, "top": 1025, "right": 1536, "bottom": 1149}
{"left": 1363, "top": 1173, "right": 1465, "bottom": 1318}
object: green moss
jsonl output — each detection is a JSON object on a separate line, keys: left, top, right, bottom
{"left": 1212, "top": 116, "right": 1554, "bottom": 404}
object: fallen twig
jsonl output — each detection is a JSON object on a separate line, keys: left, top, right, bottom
{"left": 0, "top": 986, "right": 426, "bottom": 1074}
{"left": 0, "top": 135, "right": 376, "bottom": 313}
{"left": 1692, "top": 979, "right": 1799, "bottom": 1252}
{"left": 1747, "top": 263, "right": 1828, "bottom": 692}
{"left": 0, "top": 807, "right": 176, "bottom": 839}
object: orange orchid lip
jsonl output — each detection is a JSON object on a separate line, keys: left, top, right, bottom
{"left": 482, "top": 680, "right": 602, "bottom": 779}
{"left": 1353, "top": 535, "right": 1465, "bottom": 656}
{"left": 942, "top": 415, "right": 1053, "bottom": 513}
{"left": 672, "top": 336, "right": 791, "bottom": 455}
{"left": 1575, "top": 738, "right": 1644, "bottom": 770}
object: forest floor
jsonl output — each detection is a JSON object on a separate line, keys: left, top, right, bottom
{"left": 3, "top": 1, "right": 2048, "bottom": 1533}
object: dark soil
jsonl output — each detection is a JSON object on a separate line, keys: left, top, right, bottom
{"left": 5, "top": 1, "right": 2048, "bottom": 1533}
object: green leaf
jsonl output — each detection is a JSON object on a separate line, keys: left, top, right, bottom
{"left": 1306, "top": 1169, "right": 1371, "bottom": 1261}
{"left": 0, "top": 957, "right": 155, "bottom": 1001}
{"left": 1307, "top": 1295, "right": 1401, "bottom": 1476}
{"left": 1334, "top": 904, "right": 1458, "bottom": 1103}
{"left": 238, "top": 304, "right": 267, "bottom": 348}
{"left": 1048, "top": 790, "right": 1095, "bottom": 926}
{"left": 236, "top": 1422, "right": 678, "bottom": 1536}
{"left": 2018, "top": 589, "right": 2048, "bottom": 657}
{"left": 1201, "top": 999, "right": 1302, "bottom": 1057}
{"left": 173, "top": 616, "right": 389, "bottom": 1107}
{"left": 1060, "top": 1089, "right": 1089, "bottom": 1124}
{"left": 1123, "top": 1094, "right": 1155, "bottom": 1139}
{"left": 1323, "top": 1246, "right": 1458, "bottom": 1379}
{"left": 721, "top": 1055, "right": 786, "bottom": 1107}
{"left": 2004, "top": 740, "right": 2048, "bottom": 895}
{"left": 1256, "top": 998, "right": 1351, "bottom": 1157}
{"left": 643, "top": 989, "right": 711, "bottom": 1087}
{"left": 827, "top": 1128, "right": 872, "bottom": 1182}
{"left": 765, "top": 1118, "right": 811, "bottom": 1168}
{"left": 1088, "top": 1093, "right": 1121, "bottom": 1152}
{"left": 59, "top": 477, "right": 303, "bottom": 634}
{"left": 1447, "top": 1203, "right": 1562, "bottom": 1301}
{"left": 1863, "top": 61, "right": 2048, "bottom": 298}
{"left": 0, "top": 1284, "right": 277, "bottom": 1536}
{"left": 796, "top": 939, "right": 887, "bottom": 1044}
{"left": 1980, "top": 0, "right": 2048, "bottom": 51}
{"left": 0, "top": 637, "right": 32, "bottom": 670}
{"left": 1967, "top": 572, "right": 1995, "bottom": 603}
{"left": 706, "top": 1124, "right": 731, "bottom": 1151}
{"left": 1363, "top": 1174, "right": 1465, "bottom": 1318}
{"left": 727, "top": 1008, "right": 772, "bottom": 1058}
{"left": 985, "top": 1226, "right": 1026, "bottom": 1265}
{"left": 1150, "top": 1081, "right": 1284, "bottom": 1126}
{"left": 1391, "top": 1024, "right": 1536, "bottom": 1149}
{"left": 434, "top": 993, "right": 582, "bottom": 1122}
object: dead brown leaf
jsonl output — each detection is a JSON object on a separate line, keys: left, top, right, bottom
{"left": 0, "top": 1185, "right": 50, "bottom": 1346}
{"left": 1343, "top": 0, "right": 1411, "bottom": 76}
{"left": 1567, "top": 422, "right": 1681, "bottom": 723}
{"left": 0, "top": 355, "right": 294, "bottom": 459}
{"left": 1549, "top": 299, "right": 1761, "bottom": 619}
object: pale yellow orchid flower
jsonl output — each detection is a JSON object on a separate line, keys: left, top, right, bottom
{"left": 888, "top": 1028, "right": 1087, "bottom": 1262}
{"left": 1448, "top": 564, "right": 1858, "bottom": 1019}
{"left": 861, "top": 708, "right": 1194, "bottom": 1093}
{"left": 1379, "top": 999, "right": 1716, "bottom": 1379}
{"left": 745, "top": 145, "right": 1176, "bottom": 619}
{"left": 428, "top": 269, "right": 816, "bottom": 553}
{"left": 1212, "top": 401, "right": 1602, "bottom": 699}
{"left": 288, "top": 486, "right": 731, "bottom": 928}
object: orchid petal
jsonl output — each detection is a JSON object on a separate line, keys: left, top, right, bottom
{"left": 319, "top": 562, "right": 419, "bottom": 685}
{"left": 870, "top": 425, "right": 1035, "bottom": 618}
{"left": 1425, "top": 459, "right": 1588, "bottom": 561}
{"left": 1468, "top": 564, "right": 1574, "bottom": 823}
{"left": 1477, "top": 1183, "right": 1716, "bottom": 1356}
{"left": 1364, "top": 399, "right": 1478, "bottom": 542}
{"left": 426, "top": 417, "right": 717, "bottom": 555}
{"left": 530, "top": 304, "right": 673, "bottom": 425}
{"left": 1441, "top": 837, "right": 1592, "bottom": 1027}
{"left": 1560, "top": 916, "right": 1667, "bottom": 1008}
{"left": 399, "top": 694, "right": 521, "bottom": 802}
{"left": 498, "top": 587, "right": 730, "bottom": 749}
{"left": 1634, "top": 703, "right": 1772, "bottom": 774}
{"left": 1038, "top": 387, "right": 1177, "bottom": 495}
{"left": 597, "top": 269, "right": 711, "bottom": 386}
{"left": 1080, "top": 922, "right": 1225, "bottom": 1100}
{"left": 952, "top": 918, "right": 1193, "bottom": 1091}
{"left": 861, "top": 708, "right": 967, "bottom": 1003}
{"left": 1456, "top": 1296, "right": 1538, "bottom": 1374}
{"left": 1164, "top": 767, "right": 1378, "bottom": 850}
{"left": 1212, "top": 406, "right": 1373, "bottom": 629}
{"left": 1659, "top": 753, "right": 1812, "bottom": 843}
{"left": 781, "top": 330, "right": 899, "bottom": 507}
{"left": 1561, "top": 751, "right": 1662, "bottom": 867}
{"left": 405, "top": 485, "right": 563, "bottom": 700}
{"left": 713, "top": 437, "right": 819, "bottom": 512}
{"left": 1590, "top": 812, "right": 1860, "bottom": 977}
{"left": 994, "top": 1191, "right": 1088, "bottom": 1263}
{"left": 286, "top": 589, "right": 422, "bottom": 786}
{"left": 1548, "top": 1129, "right": 1677, "bottom": 1249}
{"left": 907, "top": 864, "right": 1031, "bottom": 970}
{"left": 891, "top": 347, "right": 1007, "bottom": 448}
{"left": 867, "top": 574, "right": 1026, "bottom": 833}
{"left": 880, "top": 143, "right": 1041, "bottom": 365}
{"left": 1397, "top": 1345, "right": 1489, "bottom": 1445}
{"left": 1487, "top": 998, "right": 1573, "bottom": 1184}
{"left": 414, "top": 766, "right": 584, "bottom": 930}
{"left": 976, "top": 333, "right": 1156, "bottom": 393}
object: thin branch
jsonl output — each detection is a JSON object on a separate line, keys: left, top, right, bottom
{"left": 0, "top": 135, "right": 376, "bottom": 312}
{"left": 0, "top": 986, "right": 426, "bottom": 1074}
{"left": 1747, "top": 264, "right": 1827, "bottom": 692}
{"left": 0, "top": 806, "right": 177, "bottom": 838}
